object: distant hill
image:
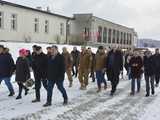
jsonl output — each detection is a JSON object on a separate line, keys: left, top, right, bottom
{"left": 137, "top": 39, "right": 160, "bottom": 48}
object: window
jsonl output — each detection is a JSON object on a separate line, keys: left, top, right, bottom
{"left": 117, "top": 30, "right": 119, "bottom": 44}
{"left": 129, "top": 34, "right": 132, "bottom": 45}
{"left": 11, "top": 14, "right": 17, "bottom": 30}
{"left": 97, "top": 26, "right": 102, "bottom": 42}
{"left": 124, "top": 33, "right": 126, "bottom": 44}
{"left": 84, "top": 27, "right": 90, "bottom": 41}
{"left": 103, "top": 27, "right": 107, "bottom": 43}
{"left": 120, "top": 32, "right": 123, "bottom": 44}
{"left": 34, "top": 18, "right": 39, "bottom": 33}
{"left": 127, "top": 33, "right": 129, "bottom": 45}
{"left": 0, "top": 11, "right": 4, "bottom": 29}
{"left": 60, "top": 23, "right": 64, "bottom": 35}
{"left": 67, "top": 24, "right": 70, "bottom": 36}
{"left": 108, "top": 29, "right": 112, "bottom": 43}
{"left": 45, "top": 20, "right": 49, "bottom": 33}
{"left": 112, "top": 29, "right": 116, "bottom": 43}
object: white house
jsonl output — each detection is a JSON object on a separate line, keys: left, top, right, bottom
{"left": 0, "top": 0, "right": 137, "bottom": 49}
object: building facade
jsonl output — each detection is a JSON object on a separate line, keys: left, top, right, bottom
{"left": 0, "top": 1, "right": 137, "bottom": 49}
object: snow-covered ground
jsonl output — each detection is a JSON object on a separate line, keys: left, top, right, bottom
{"left": 0, "top": 42, "right": 160, "bottom": 120}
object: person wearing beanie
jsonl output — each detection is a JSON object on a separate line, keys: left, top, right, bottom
{"left": 15, "top": 49, "right": 30, "bottom": 99}
{"left": 0, "top": 45, "right": 15, "bottom": 96}
{"left": 32, "top": 46, "right": 48, "bottom": 103}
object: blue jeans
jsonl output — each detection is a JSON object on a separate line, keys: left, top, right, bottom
{"left": 0, "top": 77, "right": 14, "bottom": 93}
{"left": 96, "top": 71, "right": 107, "bottom": 88}
{"left": 47, "top": 80, "right": 68, "bottom": 104}
{"left": 131, "top": 78, "right": 141, "bottom": 93}
{"left": 128, "top": 67, "right": 131, "bottom": 80}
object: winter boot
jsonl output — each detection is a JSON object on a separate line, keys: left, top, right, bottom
{"left": 32, "top": 99, "right": 40, "bottom": 103}
{"left": 8, "top": 92, "right": 15, "bottom": 97}
{"left": 43, "top": 102, "right": 52, "bottom": 107}
{"left": 130, "top": 92, "right": 135, "bottom": 96}
{"left": 63, "top": 99, "right": 68, "bottom": 105}
{"left": 145, "top": 93, "right": 150, "bottom": 97}
{"left": 25, "top": 88, "right": 29, "bottom": 95}
{"left": 16, "top": 95, "right": 22, "bottom": 100}
{"left": 69, "top": 82, "right": 72, "bottom": 88}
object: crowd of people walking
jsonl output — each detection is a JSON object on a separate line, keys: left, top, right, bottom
{"left": 0, "top": 44, "right": 160, "bottom": 107}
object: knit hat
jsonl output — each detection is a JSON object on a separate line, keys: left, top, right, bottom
{"left": 19, "top": 48, "right": 28, "bottom": 56}
{"left": 35, "top": 46, "right": 42, "bottom": 51}
{"left": 0, "top": 45, "right": 4, "bottom": 49}
{"left": 98, "top": 46, "right": 104, "bottom": 50}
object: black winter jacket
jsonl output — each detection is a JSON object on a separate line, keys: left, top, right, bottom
{"left": 47, "top": 53, "right": 65, "bottom": 81}
{"left": 32, "top": 52, "right": 48, "bottom": 79}
{"left": 15, "top": 57, "right": 30, "bottom": 83}
{"left": 0, "top": 53, "right": 15, "bottom": 78}
{"left": 143, "top": 55, "right": 155, "bottom": 76}
{"left": 106, "top": 50, "right": 123, "bottom": 74}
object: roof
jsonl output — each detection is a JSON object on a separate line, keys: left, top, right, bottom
{"left": 0, "top": 0, "right": 72, "bottom": 19}
{"left": 93, "top": 16, "right": 134, "bottom": 31}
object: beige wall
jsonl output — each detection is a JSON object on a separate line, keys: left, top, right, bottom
{"left": 0, "top": 4, "right": 68, "bottom": 43}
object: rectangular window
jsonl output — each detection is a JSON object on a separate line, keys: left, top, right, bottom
{"left": 112, "top": 29, "right": 116, "bottom": 43}
{"left": 127, "top": 33, "right": 129, "bottom": 45}
{"left": 120, "top": 32, "right": 123, "bottom": 44}
{"left": 67, "top": 24, "right": 70, "bottom": 36}
{"left": 108, "top": 29, "right": 112, "bottom": 43}
{"left": 124, "top": 33, "right": 126, "bottom": 44}
{"left": 97, "top": 26, "right": 102, "bottom": 42}
{"left": 45, "top": 20, "right": 49, "bottom": 33}
{"left": 129, "top": 34, "right": 132, "bottom": 45}
{"left": 34, "top": 18, "right": 39, "bottom": 33}
{"left": 0, "top": 11, "right": 4, "bottom": 29}
{"left": 84, "top": 27, "right": 90, "bottom": 41}
{"left": 60, "top": 23, "right": 64, "bottom": 35}
{"left": 103, "top": 27, "right": 107, "bottom": 43}
{"left": 11, "top": 14, "right": 17, "bottom": 30}
{"left": 117, "top": 30, "right": 119, "bottom": 44}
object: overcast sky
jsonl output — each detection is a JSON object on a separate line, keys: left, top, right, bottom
{"left": 5, "top": 0, "right": 160, "bottom": 40}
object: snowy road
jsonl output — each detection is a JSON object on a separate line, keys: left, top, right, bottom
{"left": 1, "top": 77, "right": 159, "bottom": 120}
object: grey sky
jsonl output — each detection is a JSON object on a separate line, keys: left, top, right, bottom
{"left": 5, "top": 0, "right": 160, "bottom": 40}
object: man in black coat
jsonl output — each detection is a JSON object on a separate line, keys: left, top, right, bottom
{"left": 32, "top": 46, "right": 48, "bottom": 103}
{"left": 71, "top": 47, "right": 80, "bottom": 77}
{"left": 106, "top": 48, "right": 123, "bottom": 96}
{"left": 144, "top": 50, "right": 155, "bottom": 97}
{"left": 0, "top": 45, "right": 15, "bottom": 96}
{"left": 152, "top": 48, "right": 160, "bottom": 87}
{"left": 43, "top": 45, "right": 68, "bottom": 107}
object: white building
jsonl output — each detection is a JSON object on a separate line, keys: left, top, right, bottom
{"left": 0, "top": 0, "right": 137, "bottom": 49}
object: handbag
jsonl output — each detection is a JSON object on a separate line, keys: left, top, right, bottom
{"left": 25, "top": 78, "right": 34, "bottom": 87}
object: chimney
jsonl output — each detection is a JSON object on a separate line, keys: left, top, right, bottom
{"left": 47, "top": 6, "right": 51, "bottom": 12}
{"left": 36, "top": 6, "right": 42, "bottom": 10}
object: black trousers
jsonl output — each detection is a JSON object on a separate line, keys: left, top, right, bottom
{"left": 108, "top": 69, "right": 120, "bottom": 94}
{"left": 72, "top": 64, "right": 78, "bottom": 77}
{"left": 145, "top": 75, "right": 154, "bottom": 94}
{"left": 35, "top": 77, "right": 48, "bottom": 100}
{"left": 17, "top": 82, "right": 27, "bottom": 97}
{"left": 155, "top": 74, "right": 160, "bottom": 85}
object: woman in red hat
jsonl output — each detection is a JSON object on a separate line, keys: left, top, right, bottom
{"left": 15, "top": 49, "right": 30, "bottom": 99}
